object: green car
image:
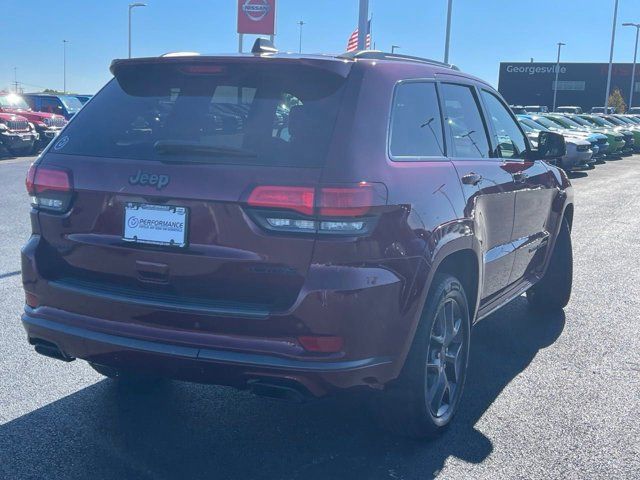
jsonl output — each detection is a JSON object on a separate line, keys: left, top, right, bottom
{"left": 602, "top": 115, "right": 640, "bottom": 151}
{"left": 576, "top": 115, "right": 634, "bottom": 155}
{"left": 541, "top": 114, "right": 610, "bottom": 156}
{"left": 567, "top": 115, "right": 626, "bottom": 155}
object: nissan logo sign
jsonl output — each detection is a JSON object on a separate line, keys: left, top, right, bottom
{"left": 242, "top": 0, "right": 270, "bottom": 21}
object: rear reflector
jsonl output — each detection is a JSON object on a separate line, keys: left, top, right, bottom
{"left": 25, "top": 292, "right": 39, "bottom": 308}
{"left": 298, "top": 336, "right": 344, "bottom": 353}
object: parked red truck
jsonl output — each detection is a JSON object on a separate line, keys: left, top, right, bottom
{"left": 0, "top": 112, "right": 37, "bottom": 156}
{"left": 0, "top": 93, "right": 67, "bottom": 151}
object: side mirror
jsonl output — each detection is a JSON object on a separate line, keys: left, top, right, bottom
{"left": 532, "top": 131, "right": 566, "bottom": 160}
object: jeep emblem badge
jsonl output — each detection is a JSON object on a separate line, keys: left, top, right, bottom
{"left": 129, "top": 170, "right": 170, "bottom": 190}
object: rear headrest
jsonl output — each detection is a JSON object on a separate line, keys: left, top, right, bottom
{"left": 288, "top": 104, "right": 314, "bottom": 140}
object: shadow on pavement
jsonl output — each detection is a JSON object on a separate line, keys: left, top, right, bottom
{"left": 0, "top": 297, "right": 564, "bottom": 480}
{"left": 0, "top": 270, "right": 21, "bottom": 280}
{"left": 567, "top": 171, "right": 588, "bottom": 179}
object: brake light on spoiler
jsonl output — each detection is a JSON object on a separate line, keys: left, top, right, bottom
{"left": 26, "top": 164, "right": 73, "bottom": 213}
{"left": 247, "top": 183, "right": 386, "bottom": 235}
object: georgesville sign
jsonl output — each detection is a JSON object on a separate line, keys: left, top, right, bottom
{"left": 504, "top": 64, "right": 567, "bottom": 75}
{"left": 237, "top": 0, "right": 276, "bottom": 35}
{"left": 498, "top": 62, "right": 640, "bottom": 111}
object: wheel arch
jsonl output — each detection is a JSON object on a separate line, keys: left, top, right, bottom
{"left": 392, "top": 240, "right": 482, "bottom": 382}
{"left": 432, "top": 249, "right": 480, "bottom": 321}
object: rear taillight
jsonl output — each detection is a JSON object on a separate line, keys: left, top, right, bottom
{"left": 26, "top": 164, "right": 73, "bottom": 213}
{"left": 246, "top": 183, "right": 385, "bottom": 235}
{"left": 318, "top": 185, "right": 373, "bottom": 216}
{"left": 247, "top": 186, "right": 315, "bottom": 216}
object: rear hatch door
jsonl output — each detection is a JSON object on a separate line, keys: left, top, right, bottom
{"left": 35, "top": 57, "right": 351, "bottom": 323}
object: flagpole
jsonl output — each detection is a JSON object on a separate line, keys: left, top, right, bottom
{"left": 357, "top": 0, "right": 369, "bottom": 50}
{"left": 444, "top": 0, "right": 453, "bottom": 63}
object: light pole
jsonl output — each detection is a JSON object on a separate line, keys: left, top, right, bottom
{"left": 623, "top": 22, "right": 640, "bottom": 108}
{"left": 391, "top": 45, "right": 400, "bottom": 54}
{"left": 63, "top": 40, "right": 68, "bottom": 94}
{"left": 604, "top": 0, "right": 619, "bottom": 111}
{"left": 552, "top": 42, "right": 565, "bottom": 112}
{"left": 297, "top": 20, "right": 305, "bottom": 53}
{"left": 128, "top": 3, "right": 147, "bottom": 58}
{"left": 444, "top": 0, "right": 453, "bottom": 63}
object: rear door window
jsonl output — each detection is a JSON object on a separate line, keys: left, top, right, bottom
{"left": 389, "top": 82, "right": 445, "bottom": 159}
{"left": 440, "top": 83, "right": 491, "bottom": 159}
{"left": 55, "top": 62, "right": 348, "bottom": 167}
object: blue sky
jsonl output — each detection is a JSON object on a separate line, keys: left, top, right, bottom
{"left": 3, "top": 0, "right": 640, "bottom": 94}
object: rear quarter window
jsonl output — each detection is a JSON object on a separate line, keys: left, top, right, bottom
{"left": 389, "top": 82, "right": 445, "bottom": 159}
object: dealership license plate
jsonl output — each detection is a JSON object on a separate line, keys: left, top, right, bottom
{"left": 123, "top": 203, "right": 188, "bottom": 247}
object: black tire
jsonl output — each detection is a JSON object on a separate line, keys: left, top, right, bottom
{"left": 373, "top": 274, "right": 471, "bottom": 439}
{"left": 527, "top": 218, "right": 573, "bottom": 312}
{"left": 90, "top": 362, "right": 165, "bottom": 392}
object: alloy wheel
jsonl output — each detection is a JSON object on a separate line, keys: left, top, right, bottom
{"left": 425, "top": 298, "right": 468, "bottom": 419}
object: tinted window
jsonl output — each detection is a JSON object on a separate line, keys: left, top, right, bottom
{"left": 481, "top": 90, "right": 528, "bottom": 159}
{"left": 55, "top": 62, "right": 347, "bottom": 167}
{"left": 40, "top": 97, "right": 62, "bottom": 114}
{"left": 440, "top": 83, "right": 490, "bottom": 158}
{"left": 389, "top": 82, "right": 444, "bottom": 158}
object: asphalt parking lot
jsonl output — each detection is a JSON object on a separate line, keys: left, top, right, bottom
{"left": 1, "top": 155, "right": 639, "bottom": 480}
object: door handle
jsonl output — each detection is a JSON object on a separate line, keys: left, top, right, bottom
{"left": 512, "top": 171, "right": 528, "bottom": 183}
{"left": 461, "top": 172, "right": 483, "bottom": 186}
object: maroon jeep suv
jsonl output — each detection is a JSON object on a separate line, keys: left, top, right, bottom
{"left": 21, "top": 45, "right": 573, "bottom": 438}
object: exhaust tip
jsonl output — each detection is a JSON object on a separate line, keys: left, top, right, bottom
{"left": 247, "top": 378, "right": 312, "bottom": 403}
{"left": 30, "top": 338, "right": 75, "bottom": 362}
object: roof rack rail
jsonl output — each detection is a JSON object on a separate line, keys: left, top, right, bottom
{"left": 337, "top": 50, "right": 459, "bottom": 70}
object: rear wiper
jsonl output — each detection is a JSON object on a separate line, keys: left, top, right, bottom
{"left": 153, "top": 140, "right": 257, "bottom": 158}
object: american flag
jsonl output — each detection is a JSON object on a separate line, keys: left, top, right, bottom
{"left": 346, "top": 19, "right": 371, "bottom": 52}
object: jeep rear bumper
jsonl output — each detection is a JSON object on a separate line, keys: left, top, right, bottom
{"left": 22, "top": 309, "right": 393, "bottom": 397}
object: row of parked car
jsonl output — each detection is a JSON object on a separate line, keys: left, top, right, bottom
{"left": 510, "top": 104, "right": 640, "bottom": 115}
{"left": 0, "top": 92, "right": 91, "bottom": 157}
{"left": 510, "top": 107, "right": 640, "bottom": 172}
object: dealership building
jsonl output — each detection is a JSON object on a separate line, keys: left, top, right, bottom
{"left": 498, "top": 62, "right": 640, "bottom": 111}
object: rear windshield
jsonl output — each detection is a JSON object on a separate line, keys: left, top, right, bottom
{"left": 55, "top": 62, "right": 348, "bottom": 167}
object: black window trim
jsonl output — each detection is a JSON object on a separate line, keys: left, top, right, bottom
{"left": 438, "top": 81, "right": 495, "bottom": 161}
{"left": 387, "top": 78, "right": 448, "bottom": 162}
{"left": 477, "top": 87, "right": 532, "bottom": 162}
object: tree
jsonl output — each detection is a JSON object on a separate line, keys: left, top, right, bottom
{"left": 608, "top": 88, "right": 627, "bottom": 113}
